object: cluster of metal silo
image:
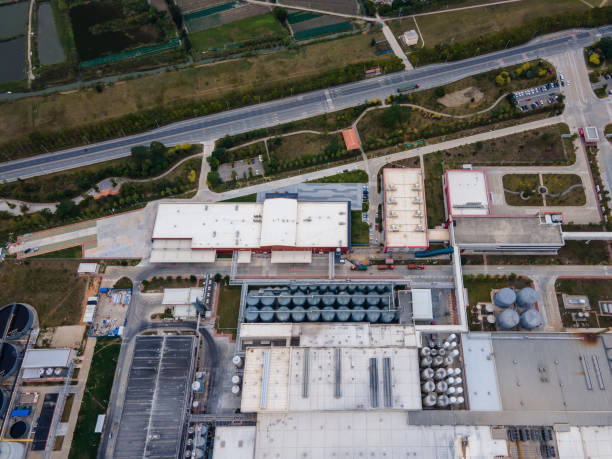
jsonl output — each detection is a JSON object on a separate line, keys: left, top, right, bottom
{"left": 493, "top": 287, "right": 542, "bottom": 331}
{"left": 244, "top": 284, "right": 396, "bottom": 324}
{"left": 419, "top": 334, "right": 464, "bottom": 408}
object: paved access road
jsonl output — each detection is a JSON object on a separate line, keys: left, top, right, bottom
{"left": 1, "top": 27, "right": 610, "bottom": 183}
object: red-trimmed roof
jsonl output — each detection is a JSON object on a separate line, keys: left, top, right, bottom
{"left": 342, "top": 128, "right": 361, "bottom": 151}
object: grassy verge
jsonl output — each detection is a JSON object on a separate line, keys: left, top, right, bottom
{"left": 351, "top": 210, "right": 369, "bottom": 244}
{"left": 502, "top": 174, "right": 544, "bottom": 206}
{"left": 309, "top": 170, "right": 368, "bottom": 183}
{"left": 0, "top": 260, "right": 88, "bottom": 327}
{"left": 269, "top": 132, "right": 342, "bottom": 162}
{"left": 60, "top": 393, "right": 75, "bottom": 423}
{"left": 220, "top": 194, "right": 258, "bottom": 202}
{"left": 30, "top": 245, "right": 83, "bottom": 258}
{"left": 113, "top": 277, "right": 133, "bottom": 289}
{"left": 555, "top": 278, "right": 612, "bottom": 328}
{"left": 68, "top": 338, "right": 121, "bottom": 459}
{"left": 423, "top": 153, "right": 445, "bottom": 227}
{"left": 142, "top": 275, "right": 197, "bottom": 292}
{"left": 215, "top": 284, "right": 241, "bottom": 339}
{"left": 486, "top": 240, "right": 610, "bottom": 266}
{"left": 542, "top": 174, "right": 585, "bottom": 206}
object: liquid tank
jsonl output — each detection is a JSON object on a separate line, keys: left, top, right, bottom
{"left": 276, "top": 307, "right": 291, "bottom": 322}
{"left": 307, "top": 295, "right": 320, "bottom": 307}
{"left": 297, "top": 285, "right": 308, "bottom": 293}
{"left": 351, "top": 307, "right": 366, "bottom": 322}
{"left": 366, "top": 295, "right": 380, "bottom": 307}
{"left": 0, "top": 303, "right": 34, "bottom": 340}
{"left": 0, "top": 344, "right": 19, "bottom": 380}
{"left": 519, "top": 309, "right": 543, "bottom": 330}
{"left": 321, "top": 306, "right": 336, "bottom": 322}
{"left": 259, "top": 294, "right": 275, "bottom": 307}
{"left": 9, "top": 421, "right": 28, "bottom": 439}
{"left": 318, "top": 285, "right": 329, "bottom": 293}
{"left": 497, "top": 309, "right": 520, "bottom": 330}
{"left": 422, "top": 393, "right": 437, "bottom": 407}
{"left": 419, "top": 347, "right": 431, "bottom": 357}
{"left": 435, "top": 381, "right": 448, "bottom": 393}
{"left": 336, "top": 295, "right": 351, "bottom": 307}
{"left": 292, "top": 295, "right": 306, "bottom": 307}
{"left": 289, "top": 285, "right": 298, "bottom": 294}
{"left": 420, "top": 356, "right": 433, "bottom": 368}
{"left": 421, "top": 380, "right": 435, "bottom": 393}
{"left": 366, "top": 307, "right": 381, "bottom": 323}
{"left": 355, "top": 284, "right": 367, "bottom": 292}
{"left": 432, "top": 356, "right": 444, "bottom": 367}
{"left": 516, "top": 287, "right": 539, "bottom": 308}
{"left": 493, "top": 288, "right": 516, "bottom": 308}
{"left": 434, "top": 368, "right": 447, "bottom": 381}
{"left": 421, "top": 368, "right": 434, "bottom": 379}
{"left": 321, "top": 293, "right": 336, "bottom": 307}
{"left": 351, "top": 295, "right": 366, "bottom": 308}
{"left": 245, "top": 294, "right": 260, "bottom": 307}
{"left": 380, "top": 309, "right": 396, "bottom": 323}
{"left": 336, "top": 307, "right": 351, "bottom": 322}
{"left": 346, "top": 285, "right": 357, "bottom": 294}
{"left": 375, "top": 285, "right": 386, "bottom": 294}
{"left": 437, "top": 395, "right": 450, "bottom": 407}
{"left": 244, "top": 307, "right": 259, "bottom": 322}
{"left": 277, "top": 295, "right": 292, "bottom": 307}
{"left": 306, "top": 307, "right": 321, "bottom": 322}
{"left": 337, "top": 284, "right": 347, "bottom": 292}
{"left": 259, "top": 306, "right": 274, "bottom": 322}
{"left": 291, "top": 306, "right": 306, "bottom": 322}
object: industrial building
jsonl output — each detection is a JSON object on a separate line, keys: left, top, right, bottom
{"left": 150, "top": 197, "right": 349, "bottom": 263}
{"left": 381, "top": 168, "right": 428, "bottom": 253}
{"left": 445, "top": 169, "right": 491, "bottom": 216}
{"left": 21, "top": 348, "right": 73, "bottom": 381}
{"left": 161, "top": 287, "right": 204, "bottom": 319}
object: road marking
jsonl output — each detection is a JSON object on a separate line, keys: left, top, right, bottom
{"left": 325, "top": 89, "right": 334, "bottom": 110}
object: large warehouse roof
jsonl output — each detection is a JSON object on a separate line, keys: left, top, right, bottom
{"left": 22, "top": 349, "right": 72, "bottom": 368}
{"left": 446, "top": 169, "right": 490, "bottom": 216}
{"left": 383, "top": 168, "right": 428, "bottom": 249}
{"left": 152, "top": 199, "right": 348, "bottom": 253}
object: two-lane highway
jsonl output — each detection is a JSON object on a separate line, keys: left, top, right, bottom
{"left": 1, "top": 27, "right": 610, "bottom": 182}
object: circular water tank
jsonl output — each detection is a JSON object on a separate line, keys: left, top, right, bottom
{"left": 379, "top": 297, "right": 390, "bottom": 309}
{"left": 375, "top": 285, "right": 386, "bottom": 294}
{"left": 0, "top": 303, "right": 34, "bottom": 340}
{"left": 443, "top": 356, "right": 454, "bottom": 366}
{"left": 421, "top": 380, "right": 435, "bottom": 393}
{"left": 336, "top": 295, "right": 350, "bottom": 307}
{"left": 307, "top": 295, "right": 321, "bottom": 307}
{"left": 289, "top": 285, "right": 298, "bottom": 294}
{"left": 351, "top": 308, "right": 366, "bottom": 322}
{"left": 494, "top": 288, "right": 516, "bottom": 308}
{"left": 422, "top": 393, "right": 437, "bottom": 407}
{"left": 291, "top": 307, "right": 306, "bottom": 322}
{"left": 298, "top": 285, "right": 308, "bottom": 293}
{"left": 321, "top": 293, "right": 336, "bottom": 307}
{"left": 497, "top": 309, "right": 520, "bottom": 330}
{"left": 0, "top": 344, "right": 18, "bottom": 380}
{"left": 351, "top": 295, "right": 366, "bottom": 307}
{"left": 485, "top": 303, "right": 495, "bottom": 313}
{"left": 321, "top": 306, "right": 336, "bottom": 322}
{"left": 231, "top": 375, "right": 241, "bottom": 385}
{"left": 520, "top": 309, "right": 543, "bottom": 330}
{"left": 380, "top": 309, "right": 395, "bottom": 323}
{"left": 317, "top": 285, "right": 328, "bottom": 293}
{"left": 486, "top": 314, "right": 496, "bottom": 324}
{"left": 366, "top": 307, "right": 381, "bottom": 323}
{"left": 435, "top": 381, "right": 448, "bottom": 393}
{"left": 454, "top": 376, "right": 463, "bottom": 385}
{"left": 336, "top": 307, "right": 351, "bottom": 322}
{"left": 306, "top": 307, "right": 321, "bottom": 322}
{"left": 231, "top": 385, "right": 241, "bottom": 395}
{"left": 292, "top": 295, "right": 306, "bottom": 307}
{"left": 346, "top": 285, "right": 356, "bottom": 294}
{"left": 430, "top": 348, "right": 438, "bottom": 357}
{"left": 516, "top": 287, "right": 538, "bottom": 308}
{"left": 456, "top": 387, "right": 464, "bottom": 395}
{"left": 9, "top": 421, "right": 28, "bottom": 439}
{"left": 419, "top": 347, "right": 431, "bottom": 357}
{"left": 245, "top": 307, "right": 259, "bottom": 323}
{"left": 421, "top": 368, "right": 434, "bottom": 379}
{"left": 232, "top": 356, "right": 243, "bottom": 368}
{"left": 434, "top": 368, "right": 447, "bottom": 381}
{"left": 246, "top": 294, "right": 260, "bottom": 307}
{"left": 437, "top": 395, "right": 450, "bottom": 407}
{"left": 260, "top": 295, "right": 274, "bottom": 307}
{"left": 447, "top": 386, "right": 456, "bottom": 395}
{"left": 420, "top": 356, "right": 433, "bottom": 368}
{"left": 449, "top": 396, "right": 458, "bottom": 405}
{"left": 259, "top": 306, "right": 274, "bottom": 322}
{"left": 192, "top": 401, "right": 199, "bottom": 409}
{"left": 446, "top": 377, "right": 455, "bottom": 386}
{"left": 276, "top": 307, "right": 291, "bottom": 322}
{"left": 327, "top": 284, "right": 338, "bottom": 294}
{"left": 192, "top": 381, "right": 201, "bottom": 392}
{"left": 366, "top": 295, "right": 380, "bottom": 307}
{"left": 277, "top": 295, "right": 291, "bottom": 307}
{"left": 337, "top": 284, "right": 347, "bottom": 292}
{"left": 456, "top": 396, "right": 465, "bottom": 404}
{"left": 432, "top": 356, "right": 444, "bottom": 367}
{"left": 355, "top": 284, "right": 367, "bottom": 292}
{"left": 438, "top": 349, "right": 446, "bottom": 357}
{"left": 447, "top": 333, "right": 457, "bottom": 342}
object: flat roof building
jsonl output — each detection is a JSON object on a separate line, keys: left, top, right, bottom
{"left": 382, "top": 168, "right": 428, "bottom": 252}
{"left": 582, "top": 126, "right": 599, "bottom": 144}
{"left": 151, "top": 198, "right": 349, "bottom": 262}
{"left": 401, "top": 29, "right": 419, "bottom": 46}
{"left": 445, "top": 170, "right": 490, "bottom": 217}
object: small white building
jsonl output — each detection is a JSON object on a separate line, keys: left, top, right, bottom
{"left": 162, "top": 287, "right": 204, "bottom": 319}
{"left": 77, "top": 263, "right": 99, "bottom": 276}
{"left": 401, "top": 29, "right": 419, "bottom": 46}
{"left": 445, "top": 169, "right": 491, "bottom": 217}
{"left": 21, "top": 348, "right": 73, "bottom": 380}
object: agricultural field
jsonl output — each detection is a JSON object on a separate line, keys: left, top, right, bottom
{"left": 287, "top": 10, "right": 352, "bottom": 40}
{"left": 189, "top": 12, "right": 288, "bottom": 52}
{"left": 282, "top": 0, "right": 358, "bottom": 15}
{"left": 0, "top": 1, "right": 27, "bottom": 84}
{"left": 37, "top": 1, "right": 65, "bottom": 65}
{"left": 185, "top": 2, "right": 269, "bottom": 33}
{"left": 178, "top": 0, "right": 227, "bottom": 14}
{"left": 389, "top": 0, "right": 588, "bottom": 47}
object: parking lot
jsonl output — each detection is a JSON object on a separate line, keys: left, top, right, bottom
{"left": 218, "top": 157, "right": 264, "bottom": 182}
{"left": 513, "top": 81, "right": 561, "bottom": 112}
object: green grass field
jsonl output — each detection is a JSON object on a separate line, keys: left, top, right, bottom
{"left": 556, "top": 278, "right": 612, "bottom": 328}
{"left": 502, "top": 174, "right": 544, "bottom": 206}
{"left": 68, "top": 338, "right": 121, "bottom": 459}
{"left": 189, "top": 13, "right": 289, "bottom": 52}
{"left": 310, "top": 170, "right": 368, "bottom": 183}
{"left": 351, "top": 210, "right": 369, "bottom": 244}
{"left": 215, "top": 284, "right": 241, "bottom": 339}
{"left": 32, "top": 245, "right": 83, "bottom": 258}
{"left": 543, "top": 174, "right": 585, "bottom": 206}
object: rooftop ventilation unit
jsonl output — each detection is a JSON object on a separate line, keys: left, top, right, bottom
{"left": 390, "top": 224, "right": 400, "bottom": 232}
{"left": 412, "top": 183, "right": 421, "bottom": 191}
{"left": 212, "top": 231, "right": 216, "bottom": 238}
{"left": 204, "top": 205, "right": 208, "bottom": 210}
{"left": 413, "top": 197, "right": 422, "bottom": 204}
{"left": 387, "top": 184, "right": 397, "bottom": 191}
{"left": 304, "top": 217, "right": 312, "bottom": 222}
{"left": 416, "top": 225, "right": 425, "bottom": 232}
{"left": 414, "top": 210, "right": 423, "bottom": 217}
{"left": 389, "top": 211, "right": 398, "bottom": 218}
{"left": 388, "top": 197, "right": 397, "bottom": 204}
{"left": 339, "top": 222, "right": 346, "bottom": 225}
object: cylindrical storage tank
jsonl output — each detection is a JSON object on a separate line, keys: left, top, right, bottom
{"left": 337, "top": 284, "right": 347, "bottom": 292}
{"left": 321, "top": 293, "right": 335, "bottom": 307}
{"left": 421, "top": 380, "right": 435, "bottom": 393}
{"left": 420, "top": 356, "right": 433, "bottom": 368}
{"left": 430, "top": 348, "right": 438, "bottom": 357}
{"left": 379, "top": 296, "right": 390, "bottom": 309}
{"left": 422, "top": 393, "right": 437, "bottom": 407}
{"left": 231, "top": 375, "right": 241, "bottom": 385}
{"left": 292, "top": 295, "right": 306, "bottom": 307}
{"left": 321, "top": 306, "right": 336, "bottom": 322}
{"left": 449, "top": 396, "right": 458, "bottom": 405}
{"left": 447, "top": 341, "right": 458, "bottom": 350}
{"left": 259, "top": 306, "right": 274, "bottom": 322}
{"left": 447, "top": 333, "right": 457, "bottom": 342}
{"left": 452, "top": 368, "right": 461, "bottom": 377}
{"left": 336, "top": 307, "right": 351, "bottom": 322}
{"left": 432, "top": 356, "right": 444, "bottom": 367}
{"left": 494, "top": 288, "right": 516, "bottom": 308}
{"left": 291, "top": 307, "right": 306, "bottom": 322}
{"left": 192, "top": 381, "right": 201, "bottom": 392}
{"left": 260, "top": 295, "right": 274, "bottom": 307}
{"left": 351, "top": 295, "right": 366, "bottom": 308}
{"left": 307, "top": 295, "right": 321, "bottom": 307}
{"left": 337, "top": 295, "right": 350, "bottom": 307}
{"left": 438, "top": 349, "right": 446, "bottom": 357}
{"left": 447, "top": 386, "right": 456, "bottom": 395}
{"left": 318, "top": 285, "right": 328, "bottom": 293}
{"left": 485, "top": 303, "right": 495, "bottom": 313}
{"left": 366, "top": 285, "right": 377, "bottom": 293}
{"left": 9, "top": 420, "right": 28, "bottom": 439}
{"left": 298, "top": 285, "right": 308, "bottom": 293}
{"left": 486, "top": 314, "right": 496, "bottom": 324}
{"left": 376, "top": 285, "right": 386, "bottom": 294}
{"left": 232, "top": 355, "right": 243, "bottom": 368}
{"left": 306, "top": 307, "right": 321, "bottom": 322}
{"left": 355, "top": 284, "right": 367, "bottom": 292}
{"left": 437, "top": 395, "right": 449, "bottom": 407}
{"left": 454, "top": 377, "right": 463, "bottom": 385}
{"left": 351, "top": 307, "right": 366, "bottom": 322}
{"left": 246, "top": 294, "right": 260, "bottom": 307}
{"left": 435, "top": 381, "right": 448, "bottom": 393}
{"left": 520, "top": 309, "right": 543, "bottom": 330}
{"left": 276, "top": 307, "right": 291, "bottom": 322}
{"left": 277, "top": 295, "right": 291, "bottom": 307}
{"left": 289, "top": 285, "right": 298, "bottom": 294}
{"left": 346, "top": 285, "right": 356, "bottom": 294}
{"left": 516, "top": 287, "right": 538, "bottom": 308}
{"left": 0, "top": 344, "right": 18, "bottom": 380}
{"left": 448, "top": 349, "right": 460, "bottom": 359}
{"left": 446, "top": 377, "right": 455, "bottom": 386}
{"left": 419, "top": 347, "right": 431, "bottom": 357}
{"left": 456, "top": 396, "right": 465, "bottom": 404}
{"left": 231, "top": 385, "right": 241, "bottom": 395}
{"left": 456, "top": 387, "right": 464, "bottom": 395}
{"left": 366, "top": 295, "right": 380, "bottom": 307}
{"left": 434, "top": 368, "right": 447, "bottom": 381}
{"left": 366, "top": 307, "right": 381, "bottom": 323}
{"left": 380, "top": 309, "right": 396, "bottom": 323}
{"left": 194, "top": 449, "right": 204, "bottom": 459}
{"left": 421, "top": 368, "right": 434, "bottom": 380}
{"left": 443, "top": 356, "right": 453, "bottom": 366}
{"left": 497, "top": 309, "right": 520, "bottom": 330}
{"left": 245, "top": 307, "right": 259, "bottom": 323}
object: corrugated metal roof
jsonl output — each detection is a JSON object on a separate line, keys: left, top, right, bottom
{"left": 270, "top": 251, "right": 312, "bottom": 264}
{"left": 162, "top": 288, "right": 203, "bottom": 305}
{"left": 22, "top": 349, "right": 71, "bottom": 368}
{"left": 77, "top": 263, "right": 99, "bottom": 274}
{"left": 411, "top": 289, "right": 433, "bottom": 321}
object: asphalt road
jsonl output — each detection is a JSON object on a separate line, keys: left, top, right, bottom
{"left": 1, "top": 27, "right": 610, "bottom": 182}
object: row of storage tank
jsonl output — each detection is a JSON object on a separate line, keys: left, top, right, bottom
{"left": 245, "top": 305, "right": 397, "bottom": 323}
{"left": 493, "top": 287, "right": 542, "bottom": 330}
{"left": 420, "top": 334, "right": 465, "bottom": 408}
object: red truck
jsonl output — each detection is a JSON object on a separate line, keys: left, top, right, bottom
{"left": 385, "top": 258, "right": 394, "bottom": 265}
{"left": 378, "top": 264, "right": 394, "bottom": 270}
{"left": 408, "top": 264, "right": 425, "bottom": 270}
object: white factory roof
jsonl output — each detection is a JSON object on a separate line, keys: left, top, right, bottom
{"left": 461, "top": 333, "right": 501, "bottom": 411}
{"left": 446, "top": 170, "right": 490, "bottom": 216}
{"left": 77, "top": 263, "right": 99, "bottom": 274}
{"left": 241, "top": 346, "right": 421, "bottom": 413}
{"left": 254, "top": 413, "right": 508, "bottom": 459}
{"left": 22, "top": 349, "right": 72, "bottom": 368}
{"left": 411, "top": 289, "right": 433, "bottom": 321}
{"left": 270, "top": 251, "right": 312, "bottom": 264}
{"left": 152, "top": 199, "right": 348, "bottom": 253}
{"left": 584, "top": 126, "right": 599, "bottom": 142}
{"left": 212, "top": 426, "right": 256, "bottom": 459}
{"left": 383, "top": 168, "right": 428, "bottom": 249}
{"left": 556, "top": 426, "right": 612, "bottom": 459}
{"left": 161, "top": 287, "right": 203, "bottom": 305}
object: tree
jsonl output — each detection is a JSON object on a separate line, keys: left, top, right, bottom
{"left": 434, "top": 86, "right": 446, "bottom": 98}
{"left": 589, "top": 52, "right": 601, "bottom": 66}
{"left": 273, "top": 7, "right": 287, "bottom": 24}
{"left": 207, "top": 171, "right": 221, "bottom": 187}
{"left": 213, "top": 273, "right": 222, "bottom": 283}
{"left": 56, "top": 199, "right": 79, "bottom": 219}
{"left": 380, "top": 105, "right": 408, "bottom": 127}
{"left": 207, "top": 156, "right": 219, "bottom": 171}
